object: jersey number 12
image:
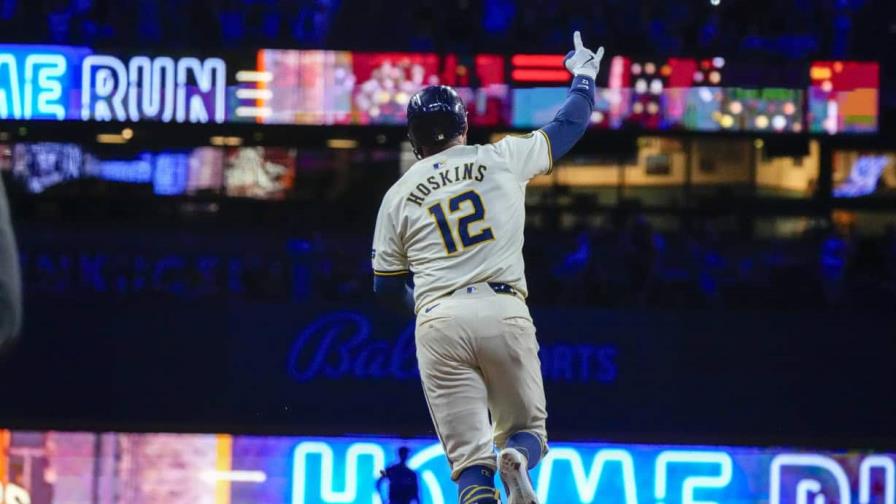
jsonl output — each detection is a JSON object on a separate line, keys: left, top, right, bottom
{"left": 427, "top": 190, "right": 495, "bottom": 254}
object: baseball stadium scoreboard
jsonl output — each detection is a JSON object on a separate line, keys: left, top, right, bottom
{"left": 0, "top": 44, "right": 879, "bottom": 134}
{"left": 0, "top": 430, "right": 893, "bottom": 504}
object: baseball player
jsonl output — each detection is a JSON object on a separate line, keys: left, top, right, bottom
{"left": 372, "top": 32, "right": 603, "bottom": 504}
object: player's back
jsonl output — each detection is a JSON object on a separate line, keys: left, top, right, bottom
{"left": 372, "top": 132, "right": 551, "bottom": 313}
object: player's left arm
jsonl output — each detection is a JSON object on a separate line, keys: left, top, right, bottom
{"left": 371, "top": 195, "right": 415, "bottom": 313}
{"left": 373, "top": 271, "right": 415, "bottom": 313}
{"left": 541, "top": 31, "right": 605, "bottom": 162}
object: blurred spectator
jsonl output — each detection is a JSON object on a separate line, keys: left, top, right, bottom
{"left": 0, "top": 176, "right": 22, "bottom": 348}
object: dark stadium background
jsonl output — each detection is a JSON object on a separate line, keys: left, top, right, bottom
{"left": 0, "top": 0, "right": 894, "bottom": 449}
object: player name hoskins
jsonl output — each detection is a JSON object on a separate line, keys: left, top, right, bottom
{"left": 406, "top": 163, "right": 488, "bottom": 206}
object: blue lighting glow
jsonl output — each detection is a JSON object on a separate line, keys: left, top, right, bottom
{"left": 2, "top": 430, "right": 893, "bottom": 504}
{"left": 0, "top": 45, "right": 89, "bottom": 120}
{"left": 285, "top": 436, "right": 895, "bottom": 504}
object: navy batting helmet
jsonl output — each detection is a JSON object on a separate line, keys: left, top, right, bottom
{"left": 407, "top": 85, "right": 467, "bottom": 159}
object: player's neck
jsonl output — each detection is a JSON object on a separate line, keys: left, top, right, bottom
{"left": 421, "top": 139, "right": 465, "bottom": 159}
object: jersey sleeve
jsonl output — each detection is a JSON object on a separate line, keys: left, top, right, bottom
{"left": 491, "top": 130, "right": 553, "bottom": 182}
{"left": 371, "top": 195, "right": 409, "bottom": 276}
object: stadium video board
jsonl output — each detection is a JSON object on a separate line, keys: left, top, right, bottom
{"left": 512, "top": 55, "right": 808, "bottom": 133}
{"left": 1, "top": 430, "right": 893, "bottom": 504}
{"left": 0, "top": 44, "right": 880, "bottom": 134}
{"left": 3, "top": 141, "right": 297, "bottom": 197}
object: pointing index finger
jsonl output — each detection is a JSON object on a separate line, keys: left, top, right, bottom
{"left": 573, "top": 31, "right": 584, "bottom": 51}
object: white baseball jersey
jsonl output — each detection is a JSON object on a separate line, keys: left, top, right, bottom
{"left": 372, "top": 130, "right": 553, "bottom": 313}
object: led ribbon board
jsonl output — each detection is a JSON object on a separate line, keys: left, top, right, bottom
{"left": 288, "top": 437, "right": 894, "bottom": 504}
{"left": 0, "top": 45, "right": 88, "bottom": 120}
{"left": 2, "top": 430, "right": 893, "bottom": 504}
{"left": 0, "top": 45, "right": 882, "bottom": 134}
{"left": 0, "top": 44, "right": 227, "bottom": 124}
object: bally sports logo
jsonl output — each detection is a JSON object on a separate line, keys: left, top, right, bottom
{"left": 285, "top": 311, "right": 617, "bottom": 384}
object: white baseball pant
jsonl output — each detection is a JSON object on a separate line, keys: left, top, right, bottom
{"left": 415, "top": 282, "right": 548, "bottom": 480}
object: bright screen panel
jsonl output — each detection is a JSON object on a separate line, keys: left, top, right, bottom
{"left": 2, "top": 430, "right": 893, "bottom": 504}
{"left": 808, "top": 61, "right": 879, "bottom": 134}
